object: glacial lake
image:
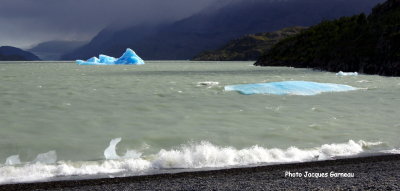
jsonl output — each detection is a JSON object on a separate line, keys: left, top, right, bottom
{"left": 0, "top": 61, "right": 399, "bottom": 183}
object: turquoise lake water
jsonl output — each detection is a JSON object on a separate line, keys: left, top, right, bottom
{"left": 0, "top": 61, "right": 399, "bottom": 183}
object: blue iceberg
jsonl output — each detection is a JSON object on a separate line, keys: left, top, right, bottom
{"left": 225, "top": 81, "right": 358, "bottom": 96}
{"left": 76, "top": 48, "right": 145, "bottom": 65}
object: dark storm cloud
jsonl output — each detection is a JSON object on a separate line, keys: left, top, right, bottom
{"left": 0, "top": 0, "right": 225, "bottom": 48}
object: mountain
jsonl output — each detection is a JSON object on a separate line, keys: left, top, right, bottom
{"left": 62, "top": 0, "right": 384, "bottom": 60}
{"left": 0, "top": 46, "right": 41, "bottom": 61}
{"left": 192, "top": 27, "right": 307, "bottom": 61}
{"left": 255, "top": 0, "right": 400, "bottom": 76}
{"left": 29, "top": 41, "right": 86, "bottom": 60}
{"left": 61, "top": 24, "right": 163, "bottom": 60}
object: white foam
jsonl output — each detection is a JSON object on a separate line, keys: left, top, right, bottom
{"left": 0, "top": 139, "right": 386, "bottom": 184}
{"left": 0, "top": 159, "right": 152, "bottom": 184}
{"left": 382, "top": 149, "right": 400, "bottom": 154}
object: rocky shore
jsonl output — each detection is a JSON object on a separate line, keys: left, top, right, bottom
{"left": 1, "top": 154, "right": 399, "bottom": 191}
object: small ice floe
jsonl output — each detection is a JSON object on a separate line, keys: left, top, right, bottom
{"left": 265, "top": 106, "right": 282, "bottom": 111}
{"left": 33, "top": 151, "right": 57, "bottom": 164}
{"left": 63, "top": 102, "right": 71, "bottom": 106}
{"left": 76, "top": 48, "right": 145, "bottom": 65}
{"left": 225, "top": 81, "right": 358, "bottom": 96}
{"left": 357, "top": 80, "right": 370, "bottom": 83}
{"left": 5, "top": 155, "right": 21, "bottom": 165}
{"left": 4, "top": 151, "right": 57, "bottom": 166}
{"left": 197, "top": 81, "right": 219, "bottom": 87}
{"left": 336, "top": 71, "right": 358, "bottom": 76}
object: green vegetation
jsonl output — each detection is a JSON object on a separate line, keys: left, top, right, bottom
{"left": 192, "top": 27, "right": 306, "bottom": 61}
{"left": 255, "top": 0, "right": 400, "bottom": 76}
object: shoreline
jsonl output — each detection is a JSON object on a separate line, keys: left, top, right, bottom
{"left": 1, "top": 154, "right": 399, "bottom": 190}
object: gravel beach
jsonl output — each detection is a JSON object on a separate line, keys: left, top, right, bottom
{"left": 1, "top": 154, "right": 399, "bottom": 191}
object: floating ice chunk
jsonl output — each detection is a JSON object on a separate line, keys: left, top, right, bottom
{"left": 197, "top": 81, "right": 219, "bottom": 87}
{"left": 5, "top": 155, "right": 21, "bottom": 165}
{"left": 76, "top": 48, "right": 145, "bottom": 65}
{"left": 336, "top": 71, "right": 358, "bottom": 76}
{"left": 104, "top": 138, "right": 122, "bottom": 160}
{"left": 33, "top": 151, "right": 57, "bottom": 164}
{"left": 225, "top": 81, "right": 358, "bottom": 96}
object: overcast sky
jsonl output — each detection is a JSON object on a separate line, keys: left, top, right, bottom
{"left": 0, "top": 0, "right": 227, "bottom": 48}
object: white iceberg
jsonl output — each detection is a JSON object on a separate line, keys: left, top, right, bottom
{"left": 336, "top": 71, "right": 358, "bottom": 76}
{"left": 76, "top": 48, "right": 145, "bottom": 65}
{"left": 225, "top": 81, "right": 358, "bottom": 95}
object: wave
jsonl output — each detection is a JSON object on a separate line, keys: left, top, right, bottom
{"left": 0, "top": 139, "right": 396, "bottom": 184}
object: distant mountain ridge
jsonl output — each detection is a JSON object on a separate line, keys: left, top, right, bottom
{"left": 62, "top": 0, "right": 384, "bottom": 60}
{"left": 192, "top": 27, "right": 307, "bottom": 61}
{"left": 255, "top": 0, "right": 400, "bottom": 76}
{"left": 29, "top": 41, "right": 86, "bottom": 60}
{"left": 0, "top": 46, "right": 40, "bottom": 61}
